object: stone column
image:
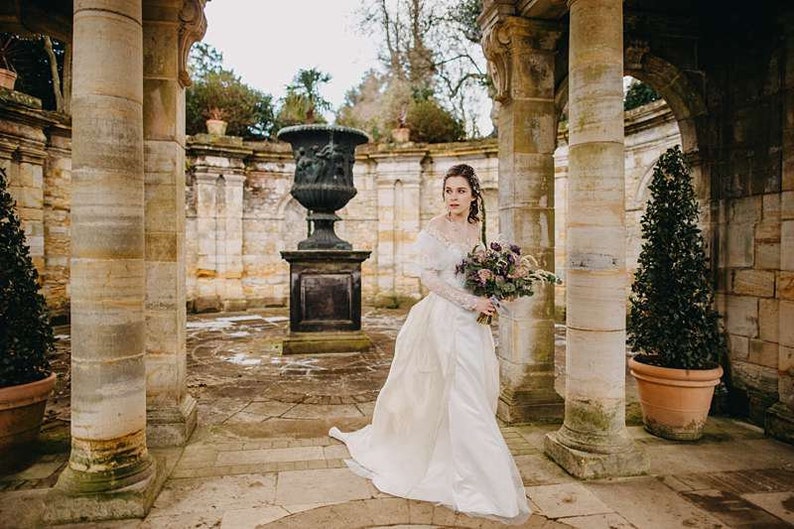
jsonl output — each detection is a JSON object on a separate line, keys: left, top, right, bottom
{"left": 482, "top": 16, "right": 564, "bottom": 423}
{"left": 372, "top": 151, "right": 424, "bottom": 306}
{"left": 544, "top": 0, "right": 648, "bottom": 478}
{"left": 766, "top": 14, "right": 794, "bottom": 443}
{"left": 141, "top": 0, "right": 203, "bottom": 447}
{"left": 47, "top": 0, "right": 163, "bottom": 522}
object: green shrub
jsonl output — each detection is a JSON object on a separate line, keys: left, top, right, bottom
{"left": 186, "top": 70, "right": 276, "bottom": 139}
{"left": 624, "top": 80, "right": 661, "bottom": 111}
{"left": 0, "top": 167, "right": 53, "bottom": 387}
{"left": 627, "top": 146, "right": 726, "bottom": 370}
{"left": 405, "top": 98, "right": 465, "bottom": 143}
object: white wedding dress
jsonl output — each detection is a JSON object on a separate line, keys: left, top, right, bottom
{"left": 330, "top": 215, "right": 531, "bottom": 525}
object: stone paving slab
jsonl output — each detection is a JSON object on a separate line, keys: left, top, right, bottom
{"left": 681, "top": 489, "right": 791, "bottom": 528}
{"left": 560, "top": 513, "right": 635, "bottom": 529}
{"left": 741, "top": 492, "right": 794, "bottom": 524}
{"left": 527, "top": 483, "right": 614, "bottom": 519}
{"left": 585, "top": 477, "right": 726, "bottom": 529}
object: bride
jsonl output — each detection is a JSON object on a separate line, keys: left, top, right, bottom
{"left": 330, "top": 164, "right": 530, "bottom": 524}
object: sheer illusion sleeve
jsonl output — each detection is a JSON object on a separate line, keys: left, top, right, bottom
{"left": 406, "top": 230, "right": 480, "bottom": 311}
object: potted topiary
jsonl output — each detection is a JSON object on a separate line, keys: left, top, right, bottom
{"left": 0, "top": 167, "right": 56, "bottom": 473}
{"left": 627, "top": 145, "right": 727, "bottom": 441}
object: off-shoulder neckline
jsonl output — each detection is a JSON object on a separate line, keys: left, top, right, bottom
{"left": 423, "top": 215, "right": 481, "bottom": 250}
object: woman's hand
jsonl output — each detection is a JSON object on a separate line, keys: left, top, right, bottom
{"left": 473, "top": 297, "right": 496, "bottom": 317}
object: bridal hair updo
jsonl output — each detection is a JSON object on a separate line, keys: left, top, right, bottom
{"left": 443, "top": 163, "right": 482, "bottom": 224}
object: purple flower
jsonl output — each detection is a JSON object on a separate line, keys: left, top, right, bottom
{"left": 509, "top": 244, "right": 521, "bottom": 254}
{"left": 490, "top": 241, "right": 502, "bottom": 252}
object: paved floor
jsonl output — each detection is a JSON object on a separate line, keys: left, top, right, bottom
{"left": 1, "top": 307, "right": 793, "bottom": 529}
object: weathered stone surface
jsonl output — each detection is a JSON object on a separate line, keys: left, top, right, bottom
{"left": 781, "top": 301, "right": 794, "bottom": 348}
{"left": 725, "top": 295, "right": 759, "bottom": 338}
{"left": 733, "top": 269, "right": 776, "bottom": 297}
{"left": 759, "top": 299, "right": 780, "bottom": 342}
{"left": 779, "top": 271, "right": 794, "bottom": 300}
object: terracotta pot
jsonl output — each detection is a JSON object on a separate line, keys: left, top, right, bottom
{"left": 0, "top": 372, "right": 56, "bottom": 473}
{"left": 0, "top": 68, "right": 17, "bottom": 90}
{"left": 206, "top": 118, "right": 227, "bottom": 136}
{"left": 391, "top": 127, "right": 410, "bottom": 144}
{"left": 628, "top": 357, "right": 722, "bottom": 440}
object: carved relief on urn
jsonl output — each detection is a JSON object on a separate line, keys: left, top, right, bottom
{"left": 277, "top": 125, "right": 369, "bottom": 250}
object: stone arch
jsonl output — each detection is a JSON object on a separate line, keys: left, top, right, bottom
{"left": 625, "top": 54, "right": 707, "bottom": 157}
{"left": 216, "top": 174, "right": 226, "bottom": 216}
{"left": 553, "top": 52, "right": 706, "bottom": 157}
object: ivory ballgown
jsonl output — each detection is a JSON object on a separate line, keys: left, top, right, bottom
{"left": 330, "top": 215, "right": 531, "bottom": 525}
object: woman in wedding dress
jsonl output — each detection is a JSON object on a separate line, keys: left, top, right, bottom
{"left": 330, "top": 164, "right": 530, "bottom": 525}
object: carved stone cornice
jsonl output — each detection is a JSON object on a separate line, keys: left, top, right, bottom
{"left": 178, "top": 0, "right": 207, "bottom": 88}
{"left": 481, "top": 17, "right": 563, "bottom": 103}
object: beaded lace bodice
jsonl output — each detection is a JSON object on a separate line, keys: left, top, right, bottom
{"left": 410, "top": 215, "right": 482, "bottom": 311}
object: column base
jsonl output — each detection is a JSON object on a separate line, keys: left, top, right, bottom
{"left": 43, "top": 456, "right": 166, "bottom": 524}
{"left": 497, "top": 388, "right": 564, "bottom": 424}
{"left": 282, "top": 331, "right": 373, "bottom": 355}
{"left": 544, "top": 429, "right": 649, "bottom": 479}
{"left": 765, "top": 402, "right": 794, "bottom": 444}
{"left": 147, "top": 394, "right": 198, "bottom": 447}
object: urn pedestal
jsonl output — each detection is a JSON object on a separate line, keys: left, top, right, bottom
{"left": 281, "top": 250, "right": 372, "bottom": 354}
{"left": 277, "top": 122, "right": 372, "bottom": 355}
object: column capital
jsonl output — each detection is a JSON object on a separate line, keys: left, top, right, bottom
{"left": 177, "top": 0, "right": 207, "bottom": 88}
{"left": 624, "top": 38, "right": 650, "bottom": 71}
{"left": 482, "top": 16, "right": 563, "bottom": 103}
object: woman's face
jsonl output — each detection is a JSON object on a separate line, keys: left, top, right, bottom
{"left": 444, "top": 175, "right": 474, "bottom": 218}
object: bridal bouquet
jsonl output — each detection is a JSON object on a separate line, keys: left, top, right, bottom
{"left": 456, "top": 241, "right": 561, "bottom": 324}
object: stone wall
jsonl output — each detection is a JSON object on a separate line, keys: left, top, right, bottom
{"left": 0, "top": 89, "right": 71, "bottom": 318}
{"left": 183, "top": 135, "right": 501, "bottom": 311}
{"left": 1, "top": 92, "right": 682, "bottom": 318}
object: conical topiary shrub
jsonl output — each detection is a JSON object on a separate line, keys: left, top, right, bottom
{"left": 0, "top": 167, "right": 53, "bottom": 387}
{"left": 627, "top": 145, "right": 726, "bottom": 370}
{"left": 627, "top": 146, "right": 727, "bottom": 440}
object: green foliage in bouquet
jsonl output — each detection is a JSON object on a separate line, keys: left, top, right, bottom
{"left": 627, "top": 146, "right": 727, "bottom": 370}
{"left": 0, "top": 167, "right": 53, "bottom": 387}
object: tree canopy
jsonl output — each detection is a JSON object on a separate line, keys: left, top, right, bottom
{"left": 337, "top": 0, "right": 488, "bottom": 142}
{"left": 276, "top": 68, "right": 332, "bottom": 127}
{"left": 185, "top": 43, "right": 277, "bottom": 139}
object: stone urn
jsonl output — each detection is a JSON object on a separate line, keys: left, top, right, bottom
{"left": 277, "top": 124, "right": 369, "bottom": 250}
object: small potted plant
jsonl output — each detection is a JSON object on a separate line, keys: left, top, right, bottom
{"left": 0, "top": 34, "right": 18, "bottom": 90}
{"left": 205, "top": 106, "right": 228, "bottom": 136}
{"left": 390, "top": 106, "right": 410, "bottom": 144}
{"left": 627, "top": 145, "right": 727, "bottom": 441}
{"left": 0, "top": 167, "right": 56, "bottom": 473}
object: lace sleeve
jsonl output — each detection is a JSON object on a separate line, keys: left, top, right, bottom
{"left": 407, "top": 230, "right": 480, "bottom": 311}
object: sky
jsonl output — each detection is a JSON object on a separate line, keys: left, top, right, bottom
{"left": 201, "top": 0, "right": 494, "bottom": 133}
{"left": 202, "top": 1, "right": 381, "bottom": 120}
